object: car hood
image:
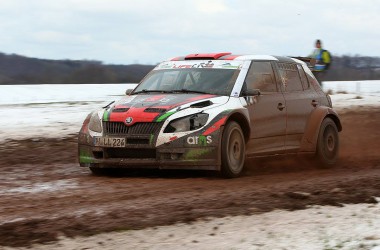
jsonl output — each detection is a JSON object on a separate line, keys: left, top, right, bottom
{"left": 102, "top": 93, "right": 228, "bottom": 125}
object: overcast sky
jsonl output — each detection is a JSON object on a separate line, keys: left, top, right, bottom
{"left": 0, "top": 0, "right": 379, "bottom": 65}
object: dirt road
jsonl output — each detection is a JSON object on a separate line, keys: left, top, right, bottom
{"left": 0, "top": 107, "right": 379, "bottom": 247}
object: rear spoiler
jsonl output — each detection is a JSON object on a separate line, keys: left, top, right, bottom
{"left": 291, "top": 57, "right": 316, "bottom": 70}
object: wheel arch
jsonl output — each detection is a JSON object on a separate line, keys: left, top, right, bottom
{"left": 299, "top": 106, "right": 342, "bottom": 152}
{"left": 225, "top": 111, "right": 250, "bottom": 143}
{"left": 326, "top": 113, "right": 342, "bottom": 132}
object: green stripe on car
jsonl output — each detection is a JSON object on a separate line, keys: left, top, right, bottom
{"left": 156, "top": 111, "right": 176, "bottom": 122}
{"left": 102, "top": 110, "right": 109, "bottom": 121}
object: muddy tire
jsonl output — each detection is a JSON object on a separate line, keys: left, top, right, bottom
{"left": 221, "top": 121, "right": 246, "bottom": 178}
{"left": 316, "top": 117, "right": 339, "bottom": 167}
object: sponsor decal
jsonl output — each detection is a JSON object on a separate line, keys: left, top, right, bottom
{"left": 159, "top": 97, "right": 173, "bottom": 103}
{"left": 142, "top": 95, "right": 176, "bottom": 104}
{"left": 172, "top": 64, "right": 192, "bottom": 69}
{"left": 159, "top": 63, "right": 172, "bottom": 69}
{"left": 145, "top": 95, "right": 166, "bottom": 102}
{"left": 187, "top": 135, "right": 212, "bottom": 145}
{"left": 220, "top": 63, "right": 241, "bottom": 69}
{"left": 190, "top": 61, "right": 215, "bottom": 69}
{"left": 156, "top": 61, "right": 242, "bottom": 70}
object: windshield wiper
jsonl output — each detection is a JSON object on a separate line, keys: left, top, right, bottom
{"left": 132, "top": 89, "right": 172, "bottom": 95}
{"left": 173, "top": 89, "right": 210, "bottom": 95}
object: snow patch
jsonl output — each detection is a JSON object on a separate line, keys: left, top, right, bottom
{"left": 0, "top": 179, "right": 78, "bottom": 195}
{"left": 8, "top": 203, "right": 379, "bottom": 250}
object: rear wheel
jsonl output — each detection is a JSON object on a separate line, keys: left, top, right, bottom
{"left": 221, "top": 121, "right": 246, "bottom": 178}
{"left": 316, "top": 117, "right": 339, "bottom": 167}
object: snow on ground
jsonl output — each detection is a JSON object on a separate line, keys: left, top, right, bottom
{"left": 1, "top": 81, "right": 379, "bottom": 141}
{"left": 330, "top": 94, "right": 380, "bottom": 111}
{"left": 324, "top": 80, "right": 380, "bottom": 111}
{"left": 0, "top": 83, "right": 136, "bottom": 141}
{"left": 6, "top": 202, "right": 380, "bottom": 250}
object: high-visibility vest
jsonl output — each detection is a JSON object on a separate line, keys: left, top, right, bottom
{"left": 311, "top": 48, "right": 331, "bottom": 71}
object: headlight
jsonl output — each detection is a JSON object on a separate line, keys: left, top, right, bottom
{"left": 164, "top": 113, "right": 209, "bottom": 133}
{"left": 88, "top": 112, "right": 102, "bottom": 133}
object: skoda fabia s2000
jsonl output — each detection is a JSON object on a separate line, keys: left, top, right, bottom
{"left": 78, "top": 53, "right": 342, "bottom": 178}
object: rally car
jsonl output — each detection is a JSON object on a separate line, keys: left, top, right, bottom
{"left": 78, "top": 52, "right": 342, "bottom": 178}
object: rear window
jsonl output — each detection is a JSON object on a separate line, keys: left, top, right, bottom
{"left": 278, "top": 63, "right": 303, "bottom": 92}
{"left": 297, "top": 64, "right": 310, "bottom": 89}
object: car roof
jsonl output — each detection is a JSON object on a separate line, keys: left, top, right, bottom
{"left": 167, "top": 53, "right": 302, "bottom": 64}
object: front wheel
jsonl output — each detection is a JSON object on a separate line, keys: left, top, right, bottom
{"left": 316, "top": 117, "right": 339, "bottom": 167}
{"left": 221, "top": 121, "right": 246, "bottom": 178}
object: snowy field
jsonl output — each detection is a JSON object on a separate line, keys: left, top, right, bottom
{"left": 0, "top": 83, "right": 137, "bottom": 141}
{"left": 323, "top": 80, "right": 380, "bottom": 111}
{"left": 0, "top": 81, "right": 379, "bottom": 141}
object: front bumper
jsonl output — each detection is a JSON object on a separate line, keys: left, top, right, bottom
{"left": 78, "top": 144, "right": 220, "bottom": 170}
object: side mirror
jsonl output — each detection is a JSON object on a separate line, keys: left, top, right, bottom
{"left": 243, "top": 88, "right": 261, "bottom": 96}
{"left": 125, "top": 89, "right": 133, "bottom": 95}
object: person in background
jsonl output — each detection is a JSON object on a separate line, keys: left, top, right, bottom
{"left": 309, "top": 39, "right": 331, "bottom": 85}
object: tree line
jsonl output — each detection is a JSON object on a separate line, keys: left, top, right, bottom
{"left": 323, "top": 55, "right": 380, "bottom": 81}
{"left": 0, "top": 52, "right": 154, "bottom": 84}
{"left": 0, "top": 52, "right": 379, "bottom": 84}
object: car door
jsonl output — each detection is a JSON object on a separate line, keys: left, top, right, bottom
{"left": 243, "top": 61, "right": 286, "bottom": 156}
{"left": 275, "top": 62, "right": 317, "bottom": 152}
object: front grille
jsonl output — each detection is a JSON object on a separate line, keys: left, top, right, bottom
{"left": 103, "top": 122, "right": 162, "bottom": 135}
{"left": 105, "top": 148, "right": 156, "bottom": 159}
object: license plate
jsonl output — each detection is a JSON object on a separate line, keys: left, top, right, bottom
{"left": 94, "top": 137, "right": 126, "bottom": 148}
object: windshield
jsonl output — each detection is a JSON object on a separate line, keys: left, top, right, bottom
{"left": 133, "top": 68, "right": 240, "bottom": 96}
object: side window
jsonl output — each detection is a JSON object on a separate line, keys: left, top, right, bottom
{"left": 278, "top": 63, "right": 303, "bottom": 92}
{"left": 245, "top": 61, "right": 277, "bottom": 92}
{"left": 297, "top": 64, "right": 309, "bottom": 89}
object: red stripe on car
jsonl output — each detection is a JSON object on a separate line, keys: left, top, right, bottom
{"left": 203, "top": 117, "right": 227, "bottom": 135}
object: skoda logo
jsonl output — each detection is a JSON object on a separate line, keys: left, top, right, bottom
{"left": 125, "top": 117, "right": 133, "bottom": 125}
